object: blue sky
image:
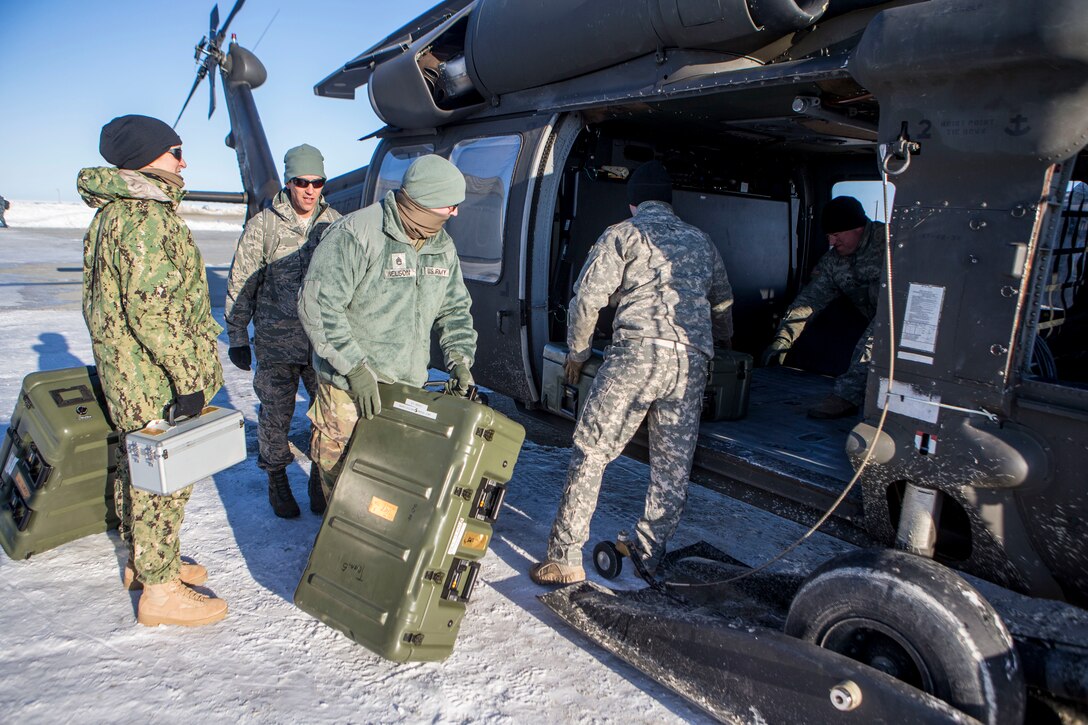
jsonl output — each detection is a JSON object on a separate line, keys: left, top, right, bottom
{"left": 0, "top": 0, "right": 439, "bottom": 202}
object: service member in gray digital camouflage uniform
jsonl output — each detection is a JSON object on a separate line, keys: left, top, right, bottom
{"left": 298, "top": 154, "right": 477, "bottom": 500}
{"left": 225, "top": 144, "right": 341, "bottom": 518}
{"left": 531, "top": 161, "right": 734, "bottom": 585}
{"left": 80, "top": 114, "right": 226, "bottom": 626}
{"left": 760, "top": 196, "right": 886, "bottom": 419}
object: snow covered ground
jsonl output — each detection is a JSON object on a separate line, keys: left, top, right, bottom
{"left": 0, "top": 203, "right": 855, "bottom": 724}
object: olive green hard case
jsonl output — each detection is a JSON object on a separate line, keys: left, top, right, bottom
{"left": 540, "top": 342, "right": 605, "bottom": 421}
{"left": 294, "top": 382, "right": 525, "bottom": 662}
{"left": 702, "top": 349, "right": 753, "bottom": 421}
{"left": 0, "top": 366, "right": 119, "bottom": 560}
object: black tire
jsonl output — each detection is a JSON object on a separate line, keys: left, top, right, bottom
{"left": 784, "top": 548, "right": 1025, "bottom": 725}
{"left": 592, "top": 541, "right": 623, "bottom": 579}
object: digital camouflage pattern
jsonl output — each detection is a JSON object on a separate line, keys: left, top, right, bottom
{"left": 255, "top": 363, "right": 317, "bottom": 471}
{"left": 547, "top": 201, "right": 730, "bottom": 571}
{"left": 306, "top": 381, "right": 358, "bottom": 500}
{"left": 546, "top": 341, "right": 709, "bottom": 570}
{"left": 298, "top": 191, "right": 477, "bottom": 390}
{"left": 224, "top": 189, "right": 340, "bottom": 365}
{"left": 566, "top": 200, "right": 734, "bottom": 363}
{"left": 79, "top": 166, "right": 223, "bottom": 585}
{"left": 225, "top": 190, "right": 339, "bottom": 472}
{"left": 770, "top": 220, "right": 886, "bottom": 404}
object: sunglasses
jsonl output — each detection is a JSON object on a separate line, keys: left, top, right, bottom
{"left": 168, "top": 147, "right": 183, "bottom": 161}
{"left": 290, "top": 177, "right": 325, "bottom": 189}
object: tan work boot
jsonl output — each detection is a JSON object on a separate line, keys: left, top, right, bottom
{"left": 807, "top": 394, "right": 859, "bottom": 419}
{"left": 529, "top": 560, "right": 586, "bottom": 586}
{"left": 123, "top": 559, "right": 208, "bottom": 590}
{"left": 137, "top": 579, "right": 228, "bottom": 627}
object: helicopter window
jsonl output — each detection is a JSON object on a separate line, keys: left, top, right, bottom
{"left": 373, "top": 143, "right": 435, "bottom": 204}
{"left": 831, "top": 180, "right": 896, "bottom": 224}
{"left": 446, "top": 135, "right": 522, "bottom": 283}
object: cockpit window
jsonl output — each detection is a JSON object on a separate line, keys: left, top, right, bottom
{"left": 446, "top": 135, "right": 522, "bottom": 283}
{"left": 373, "top": 143, "right": 435, "bottom": 204}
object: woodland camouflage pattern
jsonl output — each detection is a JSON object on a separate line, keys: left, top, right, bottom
{"left": 224, "top": 190, "right": 340, "bottom": 365}
{"left": 769, "top": 220, "right": 886, "bottom": 404}
{"left": 225, "top": 190, "right": 339, "bottom": 471}
{"left": 79, "top": 166, "right": 223, "bottom": 585}
{"left": 547, "top": 201, "right": 730, "bottom": 571}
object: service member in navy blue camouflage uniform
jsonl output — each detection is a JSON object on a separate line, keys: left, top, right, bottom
{"left": 760, "top": 196, "right": 886, "bottom": 419}
{"left": 225, "top": 145, "right": 341, "bottom": 518}
{"left": 531, "top": 161, "right": 734, "bottom": 585}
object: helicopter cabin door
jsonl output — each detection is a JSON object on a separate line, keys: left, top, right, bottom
{"left": 435, "top": 116, "right": 557, "bottom": 403}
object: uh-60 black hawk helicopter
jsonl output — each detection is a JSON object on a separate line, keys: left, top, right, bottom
{"left": 182, "top": 0, "right": 1088, "bottom": 721}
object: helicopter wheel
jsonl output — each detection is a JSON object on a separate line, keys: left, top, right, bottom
{"left": 592, "top": 541, "right": 623, "bottom": 580}
{"left": 785, "top": 548, "right": 1025, "bottom": 724}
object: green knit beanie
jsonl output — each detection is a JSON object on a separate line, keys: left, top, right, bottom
{"left": 401, "top": 155, "right": 466, "bottom": 208}
{"left": 283, "top": 144, "right": 326, "bottom": 184}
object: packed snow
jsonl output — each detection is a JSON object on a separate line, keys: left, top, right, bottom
{"left": 0, "top": 202, "right": 859, "bottom": 723}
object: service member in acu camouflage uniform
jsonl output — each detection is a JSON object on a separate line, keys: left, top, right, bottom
{"left": 299, "top": 155, "right": 477, "bottom": 500}
{"left": 225, "top": 145, "right": 341, "bottom": 518}
{"left": 80, "top": 114, "right": 227, "bottom": 627}
{"left": 760, "top": 196, "right": 887, "bottom": 419}
{"left": 531, "top": 161, "right": 734, "bottom": 585}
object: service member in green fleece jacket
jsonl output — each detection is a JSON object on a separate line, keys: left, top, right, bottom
{"left": 298, "top": 154, "right": 478, "bottom": 497}
{"left": 80, "top": 114, "right": 226, "bottom": 627}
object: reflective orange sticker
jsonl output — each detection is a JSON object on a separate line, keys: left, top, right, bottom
{"left": 461, "top": 530, "right": 489, "bottom": 551}
{"left": 368, "top": 496, "right": 398, "bottom": 522}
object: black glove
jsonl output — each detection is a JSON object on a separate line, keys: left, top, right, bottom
{"left": 169, "top": 390, "right": 205, "bottom": 424}
{"left": 346, "top": 363, "right": 381, "bottom": 419}
{"left": 228, "top": 345, "right": 252, "bottom": 371}
{"left": 445, "top": 362, "right": 475, "bottom": 397}
{"left": 760, "top": 339, "right": 790, "bottom": 367}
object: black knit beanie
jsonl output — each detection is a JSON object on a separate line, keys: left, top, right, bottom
{"left": 822, "top": 196, "right": 869, "bottom": 234}
{"left": 99, "top": 115, "right": 182, "bottom": 170}
{"left": 627, "top": 160, "right": 672, "bottom": 206}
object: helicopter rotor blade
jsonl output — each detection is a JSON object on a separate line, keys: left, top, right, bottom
{"left": 175, "top": 66, "right": 207, "bottom": 128}
{"left": 208, "top": 66, "right": 218, "bottom": 119}
{"left": 216, "top": 0, "right": 246, "bottom": 45}
{"left": 210, "top": 4, "right": 220, "bottom": 41}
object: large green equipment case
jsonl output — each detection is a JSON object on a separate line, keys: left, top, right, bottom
{"left": 540, "top": 343, "right": 605, "bottom": 421}
{"left": 294, "top": 382, "right": 525, "bottom": 662}
{"left": 702, "top": 349, "right": 753, "bottom": 421}
{"left": 1, "top": 366, "right": 119, "bottom": 560}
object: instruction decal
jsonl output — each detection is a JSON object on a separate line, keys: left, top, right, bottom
{"left": 393, "top": 398, "right": 438, "bottom": 420}
{"left": 879, "top": 378, "right": 940, "bottom": 424}
{"left": 448, "top": 520, "right": 467, "bottom": 556}
{"left": 900, "top": 283, "right": 945, "bottom": 353}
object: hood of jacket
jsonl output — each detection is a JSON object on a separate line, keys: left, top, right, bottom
{"left": 77, "top": 167, "right": 184, "bottom": 210}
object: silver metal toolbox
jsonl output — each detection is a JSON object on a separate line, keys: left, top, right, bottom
{"left": 126, "top": 406, "right": 246, "bottom": 495}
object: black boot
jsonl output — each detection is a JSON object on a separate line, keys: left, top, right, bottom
{"left": 307, "top": 464, "right": 327, "bottom": 515}
{"left": 267, "top": 469, "right": 300, "bottom": 518}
